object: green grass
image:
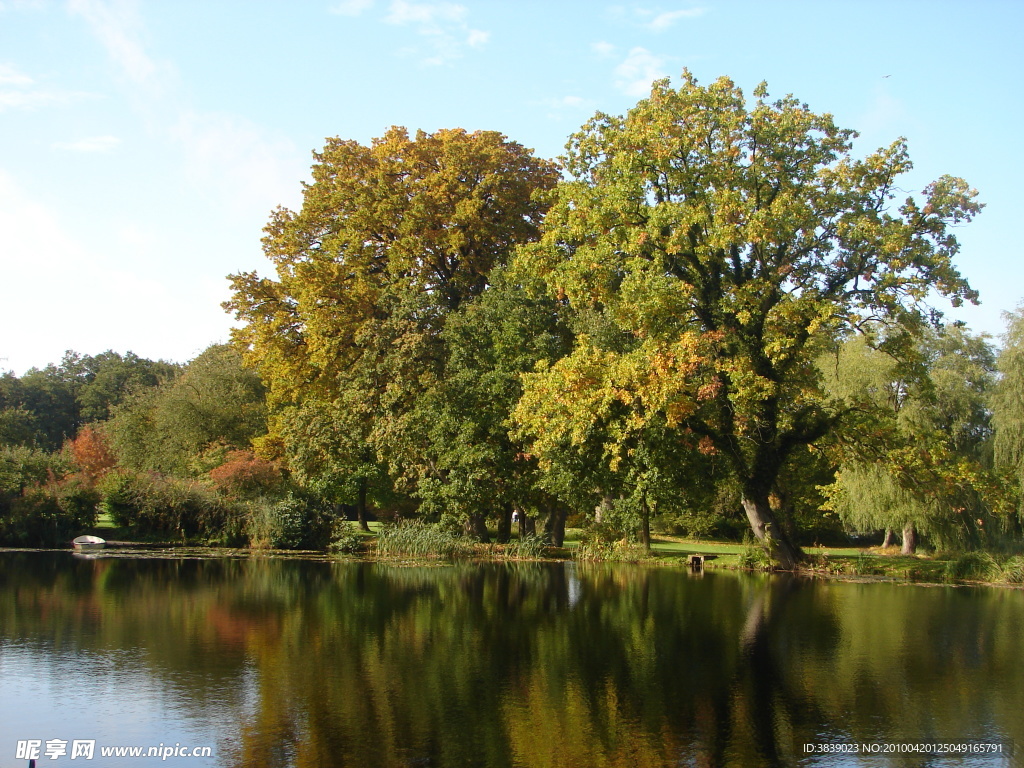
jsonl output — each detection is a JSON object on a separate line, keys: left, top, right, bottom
{"left": 83, "top": 515, "right": 1024, "bottom": 586}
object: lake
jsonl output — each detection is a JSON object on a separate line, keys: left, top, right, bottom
{"left": 1, "top": 551, "right": 1021, "bottom": 767}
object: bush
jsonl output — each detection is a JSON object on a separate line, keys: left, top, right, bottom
{"left": 0, "top": 478, "right": 99, "bottom": 547}
{"left": 245, "top": 494, "right": 333, "bottom": 550}
{"left": 574, "top": 539, "right": 649, "bottom": 563}
{"left": 97, "top": 470, "right": 238, "bottom": 540}
{"left": 328, "top": 521, "right": 364, "bottom": 555}
{"left": 738, "top": 532, "right": 775, "bottom": 571}
{"left": 375, "top": 519, "right": 474, "bottom": 560}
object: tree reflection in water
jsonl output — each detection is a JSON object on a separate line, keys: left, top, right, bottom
{"left": 1, "top": 554, "right": 1021, "bottom": 767}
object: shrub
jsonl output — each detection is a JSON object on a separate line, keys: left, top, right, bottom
{"left": 0, "top": 478, "right": 99, "bottom": 547}
{"left": 574, "top": 539, "right": 649, "bottom": 563}
{"left": 328, "top": 521, "right": 364, "bottom": 555}
{"left": 97, "top": 470, "right": 237, "bottom": 540}
{"left": 244, "top": 494, "right": 332, "bottom": 550}
{"left": 738, "top": 538, "right": 774, "bottom": 572}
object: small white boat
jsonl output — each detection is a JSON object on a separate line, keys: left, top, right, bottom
{"left": 72, "top": 535, "right": 106, "bottom": 551}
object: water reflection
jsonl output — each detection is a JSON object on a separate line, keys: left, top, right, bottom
{"left": 0, "top": 553, "right": 1021, "bottom": 767}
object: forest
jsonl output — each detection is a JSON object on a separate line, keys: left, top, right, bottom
{"left": 3, "top": 74, "right": 1024, "bottom": 569}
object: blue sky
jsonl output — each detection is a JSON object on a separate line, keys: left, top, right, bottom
{"left": 1, "top": 0, "right": 1021, "bottom": 374}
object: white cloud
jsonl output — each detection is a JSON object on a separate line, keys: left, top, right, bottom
{"left": 52, "top": 135, "right": 121, "bottom": 152}
{"left": 0, "top": 63, "right": 93, "bottom": 112}
{"left": 608, "top": 6, "right": 705, "bottom": 31}
{"left": 466, "top": 28, "right": 489, "bottom": 48}
{"left": 647, "top": 7, "right": 704, "bottom": 31}
{"left": 330, "top": 0, "right": 374, "bottom": 15}
{"left": 614, "top": 47, "right": 668, "bottom": 97}
{"left": 382, "top": 0, "right": 487, "bottom": 66}
{"left": 172, "top": 110, "right": 301, "bottom": 217}
{"left": 0, "top": 63, "right": 33, "bottom": 86}
{"left": 385, "top": 0, "right": 466, "bottom": 26}
{"left": 592, "top": 41, "right": 616, "bottom": 58}
{"left": 67, "top": 0, "right": 168, "bottom": 91}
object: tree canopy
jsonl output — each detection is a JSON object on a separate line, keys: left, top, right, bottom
{"left": 512, "top": 72, "right": 981, "bottom": 567}
{"left": 226, "top": 127, "right": 560, "bottom": 529}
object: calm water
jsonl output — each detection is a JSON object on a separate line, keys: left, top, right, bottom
{"left": 0, "top": 552, "right": 1021, "bottom": 768}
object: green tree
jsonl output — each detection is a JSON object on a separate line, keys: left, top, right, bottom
{"left": 993, "top": 307, "right": 1024, "bottom": 519}
{"left": 823, "top": 327, "right": 1003, "bottom": 553}
{"left": 226, "top": 127, "right": 559, "bottom": 534}
{"left": 76, "top": 350, "right": 178, "bottom": 424}
{"left": 514, "top": 72, "right": 980, "bottom": 568}
{"left": 106, "top": 345, "right": 267, "bottom": 476}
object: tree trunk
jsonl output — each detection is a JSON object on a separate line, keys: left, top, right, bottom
{"left": 543, "top": 504, "right": 567, "bottom": 547}
{"left": 882, "top": 528, "right": 896, "bottom": 548}
{"left": 496, "top": 502, "right": 513, "bottom": 544}
{"left": 639, "top": 496, "right": 651, "bottom": 549}
{"left": 741, "top": 493, "right": 803, "bottom": 570}
{"left": 356, "top": 477, "right": 370, "bottom": 532}
{"left": 901, "top": 521, "right": 916, "bottom": 555}
{"left": 465, "top": 512, "right": 490, "bottom": 543}
{"left": 517, "top": 509, "right": 535, "bottom": 538}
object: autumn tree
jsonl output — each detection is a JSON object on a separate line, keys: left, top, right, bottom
{"left": 513, "top": 72, "right": 980, "bottom": 568}
{"left": 226, "top": 127, "right": 559, "bottom": 534}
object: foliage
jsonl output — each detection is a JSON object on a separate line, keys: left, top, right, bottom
{"left": 106, "top": 345, "right": 267, "bottom": 476}
{"left": 574, "top": 538, "right": 649, "bottom": 563}
{"left": 244, "top": 494, "right": 333, "bottom": 550}
{"left": 209, "top": 450, "right": 284, "bottom": 500}
{"left": 0, "top": 445, "right": 63, "bottom": 498}
{"left": 822, "top": 327, "right": 1008, "bottom": 552}
{"left": 226, "top": 127, "right": 559, "bottom": 534}
{"left": 328, "top": 521, "right": 365, "bottom": 555}
{"left": 737, "top": 528, "right": 778, "bottom": 571}
{"left": 0, "top": 351, "right": 176, "bottom": 451}
{"left": 999, "top": 555, "right": 1024, "bottom": 584}
{"left": 512, "top": 71, "right": 980, "bottom": 568}
{"left": 374, "top": 519, "right": 475, "bottom": 560}
{"left": 0, "top": 475, "right": 99, "bottom": 547}
{"left": 993, "top": 307, "right": 1024, "bottom": 517}
{"left": 97, "top": 470, "right": 238, "bottom": 540}
{"left": 66, "top": 425, "right": 117, "bottom": 483}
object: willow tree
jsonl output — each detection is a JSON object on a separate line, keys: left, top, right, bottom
{"left": 823, "top": 329, "right": 1001, "bottom": 554}
{"left": 994, "top": 308, "right": 1024, "bottom": 519}
{"left": 513, "top": 72, "right": 980, "bottom": 568}
{"left": 226, "top": 127, "right": 559, "bottom": 532}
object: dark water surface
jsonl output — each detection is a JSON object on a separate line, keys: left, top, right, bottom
{"left": 1, "top": 552, "right": 1021, "bottom": 767}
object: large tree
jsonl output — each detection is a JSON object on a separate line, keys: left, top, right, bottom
{"left": 513, "top": 72, "right": 980, "bottom": 568}
{"left": 226, "top": 127, "right": 559, "bottom": 531}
